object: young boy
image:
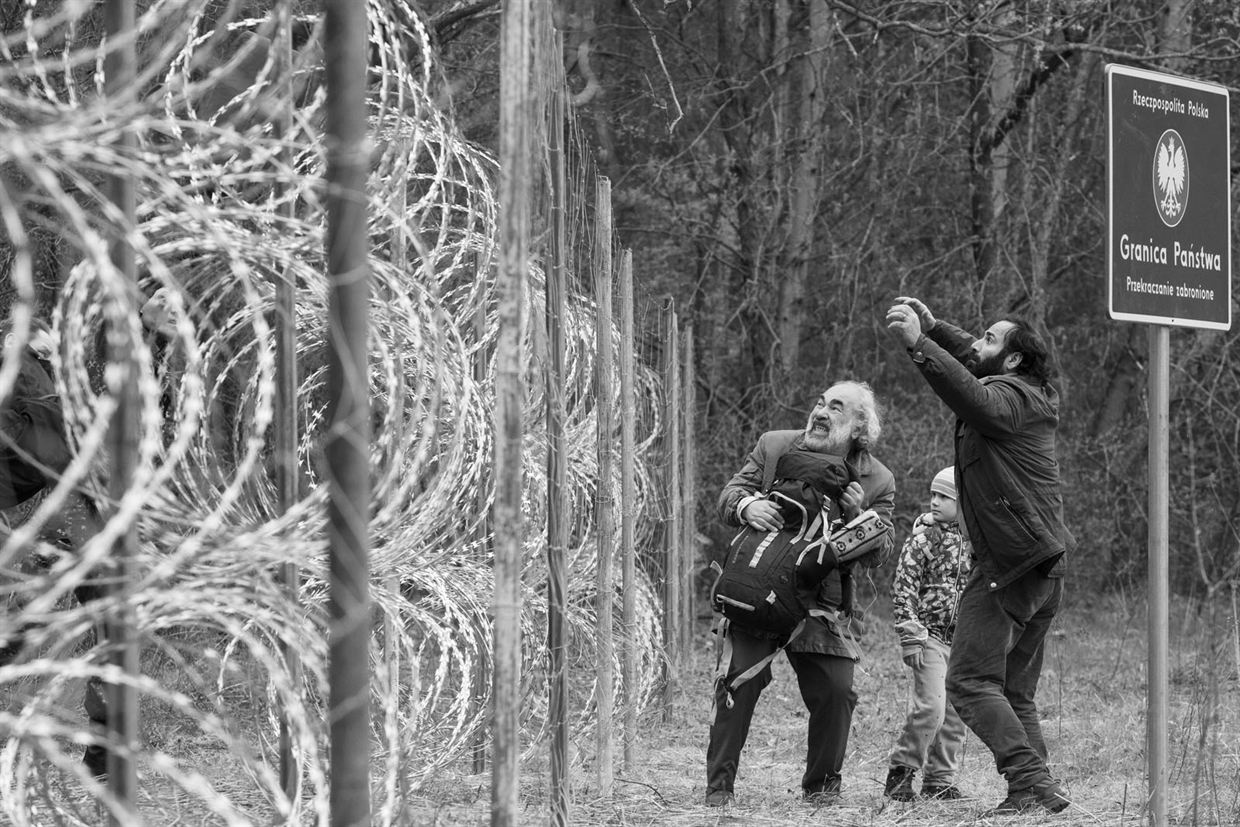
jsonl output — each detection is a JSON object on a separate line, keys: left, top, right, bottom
{"left": 884, "top": 466, "right": 972, "bottom": 801}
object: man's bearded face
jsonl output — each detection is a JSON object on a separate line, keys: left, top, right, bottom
{"left": 966, "top": 348, "right": 1009, "bottom": 379}
{"left": 804, "top": 386, "right": 863, "bottom": 454}
{"left": 966, "top": 320, "right": 1019, "bottom": 379}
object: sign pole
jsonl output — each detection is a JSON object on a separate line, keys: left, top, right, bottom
{"left": 1147, "top": 325, "right": 1169, "bottom": 827}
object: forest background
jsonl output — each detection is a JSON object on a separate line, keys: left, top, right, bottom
{"left": 420, "top": 0, "right": 1240, "bottom": 600}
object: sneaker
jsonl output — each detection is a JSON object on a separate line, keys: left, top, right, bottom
{"left": 704, "top": 788, "right": 733, "bottom": 807}
{"left": 803, "top": 779, "right": 841, "bottom": 806}
{"left": 883, "top": 766, "right": 916, "bottom": 801}
{"left": 921, "top": 783, "right": 963, "bottom": 800}
{"left": 986, "top": 779, "right": 1070, "bottom": 815}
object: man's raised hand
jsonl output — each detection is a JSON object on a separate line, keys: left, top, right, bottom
{"left": 894, "top": 296, "right": 937, "bottom": 332}
{"left": 885, "top": 302, "right": 923, "bottom": 348}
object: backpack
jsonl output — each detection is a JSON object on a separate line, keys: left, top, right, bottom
{"left": 0, "top": 347, "right": 72, "bottom": 508}
{"left": 711, "top": 503, "right": 827, "bottom": 639}
{"left": 709, "top": 448, "right": 852, "bottom": 639}
{"left": 709, "top": 444, "right": 889, "bottom": 706}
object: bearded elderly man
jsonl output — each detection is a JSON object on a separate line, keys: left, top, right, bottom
{"left": 704, "top": 380, "right": 895, "bottom": 808}
{"left": 886, "top": 297, "right": 1076, "bottom": 817}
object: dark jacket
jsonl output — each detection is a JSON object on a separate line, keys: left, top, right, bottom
{"left": 718, "top": 429, "right": 896, "bottom": 658}
{"left": 908, "top": 322, "right": 1074, "bottom": 590}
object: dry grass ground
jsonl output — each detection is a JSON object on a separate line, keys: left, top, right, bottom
{"left": 14, "top": 586, "right": 1235, "bottom": 825}
{"left": 408, "top": 587, "right": 1240, "bottom": 826}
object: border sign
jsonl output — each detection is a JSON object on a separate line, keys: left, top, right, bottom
{"left": 1107, "top": 64, "right": 1233, "bottom": 827}
{"left": 1107, "top": 64, "right": 1231, "bottom": 330}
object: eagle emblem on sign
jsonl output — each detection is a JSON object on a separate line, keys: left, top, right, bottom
{"left": 1153, "top": 129, "right": 1188, "bottom": 227}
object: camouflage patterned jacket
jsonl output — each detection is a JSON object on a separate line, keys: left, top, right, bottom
{"left": 892, "top": 513, "right": 972, "bottom": 647}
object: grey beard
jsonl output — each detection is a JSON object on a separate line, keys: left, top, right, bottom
{"left": 804, "top": 429, "right": 849, "bottom": 455}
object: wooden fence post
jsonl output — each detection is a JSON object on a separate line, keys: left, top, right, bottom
{"left": 545, "top": 82, "right": 571, "bottom": 827}
{"left": 662, "top": 300, "right": 680, "bottom": 719}
{"left": 680, "top": 325, "right": 696, "bottom": 656}
{"left": 493, "top": 0, "right": 533, "bottom": 820}
{"left": 471, "top": 289, "right": 489, "bottom": 775}
{"left": 103, "top": 1, "right": 140, "bottom": 819}
{"left": 617, "top": 251, "right": 637, "bottom": 768}
{"left": 592, "top": 176, "right": 615, "bottom": 796}
{"left": 323, "top": 2, "right": 372, "bottom": 825}
{"left": 274, "top": 0, "right": 302, "bottom": 800}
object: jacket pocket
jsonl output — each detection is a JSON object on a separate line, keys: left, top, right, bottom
{"left": 994, "top": 495, "right": 1041, "bottom": 551}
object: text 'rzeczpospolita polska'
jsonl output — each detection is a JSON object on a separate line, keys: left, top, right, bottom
{"left": 1132, "top": 90, "right": 1211, "bottom": 119}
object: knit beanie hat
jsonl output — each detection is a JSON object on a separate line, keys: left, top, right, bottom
{"left": 930, "top": 466, "right": 956, "bottom": 500}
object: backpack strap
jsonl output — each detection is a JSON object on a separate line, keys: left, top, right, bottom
{"left": 753, "top": 431, "right": 803, "bottom": 495}
{"left": 712, "top": 618, "right": 809, "bottom": 711}
{"left": 760, "top": 435, "right": 793, "bottom": 493}
{"left": 839, "top": 567, "right": 855, "bottom": 617}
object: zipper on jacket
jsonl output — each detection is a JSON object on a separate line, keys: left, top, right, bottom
{"left": 998, "top": 495, "right": 1039, "bottom": 541}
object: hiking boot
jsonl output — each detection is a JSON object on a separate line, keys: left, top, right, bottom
{"left": 921, "top": 783, "right": 963, "bottom": 800}
{"left": 985, "top": 778, "right": 1070, "bottom": 815}
{"left": 803, "top": 779, "right": 841, "bottom": 806}
{"left": 883, "top": 766, "right": 916, "bottom": 801}
{"left": 704, "top": 788, "right": 733, "bottom": 807}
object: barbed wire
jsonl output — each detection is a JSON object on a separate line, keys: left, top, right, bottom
{"left": 0, "top": 1, "right": 667, "bottom": 822}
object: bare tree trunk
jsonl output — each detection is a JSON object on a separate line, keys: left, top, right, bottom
{"left": 1091, "top": 323, "right": 1144, "bottom": 437}
{"left": 966, "top": 29, "right": 995, "bottom": 295}
{"left": 563, "top": 0, "right": 620, "bottom": 177}
{"left": 1162, "top": 0, "right": 1192, "bottom": 70}
{"left": 967, "top": 5, "right": 1018, "bottom": 317}
{"left": 772, "top": 1, "right": 790, "bottom": 190}
{"left": 778, "top": 0, "right": 830, "bottom": 374}
{"left": 1023, "top": 49, "right": 1098, "bottom": 399}
{"left": 714, "top": 0, "right": 772, "bottom": 393}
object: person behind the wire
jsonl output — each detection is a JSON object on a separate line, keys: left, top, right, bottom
{"left": 0, "top": 315, "right": 109, "bottom": 778}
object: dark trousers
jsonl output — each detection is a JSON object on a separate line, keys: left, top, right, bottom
{"left": 706, "top": 625, "right": 857, "bottom": 793}
{"left": 946, "top": 566, "right": 1062, "bottom": 792}
{"left": 1, "top": 489, "right": 108, "bottom": 774}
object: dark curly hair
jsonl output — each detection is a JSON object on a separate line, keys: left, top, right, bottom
{"left": 1001, "top": 316, "right": 1055, "bottom": 386}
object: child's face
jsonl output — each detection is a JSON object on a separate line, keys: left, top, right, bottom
{"left": 930, "top": 491, "right": 958, "bottom": 524}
